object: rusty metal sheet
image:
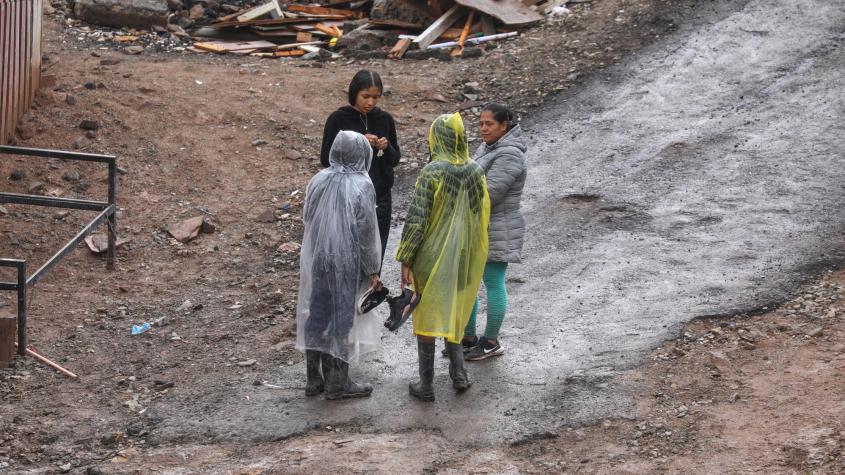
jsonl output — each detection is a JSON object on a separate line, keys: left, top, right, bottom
{"left": 453, "top": 0, "right": 542, "bottom": 26}
{"left": 0, "top": 0, "right": 42, "bottom": 144}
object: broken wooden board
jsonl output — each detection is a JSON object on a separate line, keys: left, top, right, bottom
{"left": 480, "top": 13, "right": 497, "bottom": 36}
{"left": 276, "top": 41, "right": 327, "bottom": 50}
{"left": 193, "top": 40, "right": 278, "bottom": 53}
{"left": 314, "top": 23, "right": 343, "bottom": 38}
{"left": 296, "top": 31, "right": 313, "bottom": 42}
{"left": 413, "top": 4, "right": 465, "bottom": 49}
{"left": 453, "top": 0, "right": 542, "bottom": 26}
{"left": 275, "top": 49, "right": 306, "bottom": 57}
{"left": 237, "top": 0, "right": 283, "bottom": 22}
{"left": 388, "top": 38, "right": 412, "bottom": 59}
{"left": 286, "top": 4, "right": 362, "bottom": 18}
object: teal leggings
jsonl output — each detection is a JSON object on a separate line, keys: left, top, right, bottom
{"left": 465, "top": 261, "right": 509, "bottom": 341}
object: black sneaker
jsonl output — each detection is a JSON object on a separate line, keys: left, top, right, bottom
{"left": 465, "top": 338, "right": 504, "bottom": 361}
{"left": 441, "top": 336, "right": 477, "bottom": 357}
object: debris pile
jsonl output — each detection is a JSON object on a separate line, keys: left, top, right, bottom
{"left": 187, "top": 0, "right": 571, "bottom": 59}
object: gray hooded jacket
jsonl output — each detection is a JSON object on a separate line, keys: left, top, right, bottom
{"left": 473, "top": 124, "right": 527, "bottom": 263}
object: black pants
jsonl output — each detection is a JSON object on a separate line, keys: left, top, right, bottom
{"left": 376, "top": 192, "right": 392, "bottom": 271}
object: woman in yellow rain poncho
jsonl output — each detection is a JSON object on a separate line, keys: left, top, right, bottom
{"left": 396, "top": 113, "right": 490, "bottom": 402}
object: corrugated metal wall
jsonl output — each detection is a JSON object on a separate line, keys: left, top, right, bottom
{"left": 0, "top": 0, "right": 42, "bottom": 144}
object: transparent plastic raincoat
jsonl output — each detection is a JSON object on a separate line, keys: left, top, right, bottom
{"left": 396, "top": 113, "right": 490, "bottom": 343}
{"left": 296, "top": 131, "right": 383, "bottom": 363}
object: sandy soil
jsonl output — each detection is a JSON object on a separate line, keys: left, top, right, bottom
{"left": 3, "top": 0, "right": 842, "bottom": 473}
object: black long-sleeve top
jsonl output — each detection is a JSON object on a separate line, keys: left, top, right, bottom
{"left": 319, "top": 106, "right": 401, "bottom": 198}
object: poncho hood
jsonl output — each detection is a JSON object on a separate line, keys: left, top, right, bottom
{"left": 329, "top": 130, "right": 373, "bottom": 173}
{"left": 429, "top": 113, "right": 469, "bottom": 165}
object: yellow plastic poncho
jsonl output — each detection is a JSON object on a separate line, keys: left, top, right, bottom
{"left": 396, "top": 113, "right": 490, "bottom": 343}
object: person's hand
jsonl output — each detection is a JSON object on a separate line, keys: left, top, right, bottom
{"left": 370, "top": 274, "right": 382, "bottom": 291}
{"left": 364, "top": 134, "right": 379, "bottom": 147}
{"left": 375, "top": 137, "right": 389, "bottom": 151}
{"left": 401, "top": 263, "right": 414, "bottom": 289}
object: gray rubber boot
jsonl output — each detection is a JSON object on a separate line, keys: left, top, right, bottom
{"left": 409, "top": 339, "right": 436, "bottom": 402}
{"left": 325, "top": 357, "right": 373, "bottom": 400}
{"left": 446, "top": 341, "right": 471, "bottom": 391}
{"left": 305, "top": 350, "right": 324, "bottom": 396}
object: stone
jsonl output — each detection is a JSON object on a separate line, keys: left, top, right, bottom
{"left": 237, "top": 359, "right": 257, "bottom": 367}
{"left": 74, "top": 0, "right": 168, "bottom": 29}
{"left": 255, "top": 208, "right": 275, "bottom": 223}
{"left": 123, "top": 45, "right": 144, "bottom": 55}
{"left": 463, "top": 81, "right": 480, "bottom": 93}
{"left": 708, "top": 351, "right": 731, "bottom": 373}
{"left": 0, "top": 205, "right": 8, "bottom": 216}
{"left": 166, "top": 23, "right": 188, "bottom": 37}
{"left": 79, "top": 119, "right": 100, "bottom": 131}
{"left": 84, "top": 82, "right": 97, "bottom": 90}
{"left": 54, "top": 210, "right": 70, "bottom": 220}
{"left": 28, "top": 181, "right": 45, "bottom": 194}
{"left": 66, "top": 94, "right": 77, "bottom": 105}
{"left": 62, "top": 171, "right": 81, "bottom": 182}
{"left": 188, "top": 4, "right": 204, "bottom": 20}
{"left": 278, "top": 241, "right": 301, "bottom": 254}
{"left": 337, "top": 28, "right": 392, "bottom": 51}
{"left": 10, "top": 170, "right": 25, "bottom": 181}
{"left": 284, "top": 149, "right": 302, "bottom": 160}
{"left": 807, "top": 326, "right": 823, "bottom": 337}
{"left": 99, "top": 58, "right": 121, "bottom": 66}
{"left": 251, "top": 139, "right": 268, "bottom": 147}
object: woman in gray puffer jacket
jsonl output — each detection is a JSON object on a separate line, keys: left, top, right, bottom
{"left": 463, "top": 103, "right": 527, "bottom": 361}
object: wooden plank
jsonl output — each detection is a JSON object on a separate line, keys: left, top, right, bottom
{"left": 286, "top": 4, "right": 362, "bottom": 18}
{"left": 0, "top": 312, "right": 14, "bottom": 369}
{"left": 237, "top": 0, "right": 282, "bottom": 22}
{"left": 193, "top": 40, "right": 278, "bottom": 53}
{"left": 275, "top": 49, "right": 306, "bottom": 57}
{"left": 296, "top": 31, "right": 313, "bottom": 42}
{"left": 388, "top": 38, "right": 412, "bottom": 59}
{"left": 276, "top": 41, "right": 327, "bottom": 50}
{"left": 367, "top": 18, "right": 427, "bottom": 31}
{"left": 413, "top": 4, "right": 464, "bottom": 49}
{"left": 314, "top": 23, "right": 343, "bottom": 38}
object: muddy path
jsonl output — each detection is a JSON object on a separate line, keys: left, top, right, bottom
{"left": 145, "top": 0, "right": 845, "bottom": 448}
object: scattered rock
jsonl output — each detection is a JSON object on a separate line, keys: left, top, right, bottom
{"left": 9, "top": 170, "right": 25, "bottom": 181}
{"left": 255, "top": 208, "right": 275, "bottom": 223}
{"left": 0, "top": 205, "right": 8, "bottom": 216}
{"left": 79, "top": 119, "right": 100, "bottom": 131}
{"left": 83, "top": 82, "right": 97, "bottom": 90}
{"left": 277, "top": 241, "right": 301, "bottom": 254}
{"left": 807, "top": 326, "right": 823, "bottom": 337}
{"left": 189, "top": 4, "right": 205, "bottom": 20}
{"left": 66, "top": 94, "right": 77, "bottom": 105}
{"left": 123, "top": 45, "right": 145, "bottom": 55}
{"left": 708, "top": 351, "right": 731, "bottom": 373}
{"left": 28, "top": 181, "right": 45, "bottom": 194}
{"left": 252, "top": 139, "right": 268, "bottom": 147}
{"left": 100, "top": 58, "right": 121, "bottom": 66}
{"left": 62, "top": 170, "right": 81, "bottom": 182}
{"left": 284, "top": 149, "right": 302, "bottom": 160}
{"left": 237, "top": 359, "right": 257, "bottom": 367}
{"left": 167, "top": 216, "right": 215, "bottom": 243}
{"left": 54, "top": 210, "right": 70, "bottom": 220}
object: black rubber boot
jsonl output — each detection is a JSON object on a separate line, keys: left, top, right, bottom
{"left": 324, "top": 356, "right": 373, "bottom": 400}
{"left": 446, "top": 341, "right": 471, "bottom": 391}
{"left": 409, "top": 339, "right": 436, "bottom": 402}
{"left": 305, "top": 350, "right": 324, "bottom": 396}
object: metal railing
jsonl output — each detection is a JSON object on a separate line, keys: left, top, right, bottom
{"left": 0, "top": 145, "right": 117, "bottom": 356}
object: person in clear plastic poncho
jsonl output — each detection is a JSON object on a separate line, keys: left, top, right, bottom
{"left": 396, "top": 113, "right": 490, "bottom": 402}
{"left": 296, "top": 130, "right": 383, "bottom": 400}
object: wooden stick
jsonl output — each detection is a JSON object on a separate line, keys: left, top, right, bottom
{"left": 15, "top": 343, "right": 78, "bottom": 378}
{"left": 451, "top": 11, "right": 475, "bottom": 57}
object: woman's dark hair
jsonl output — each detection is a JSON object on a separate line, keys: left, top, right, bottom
{"left": 482, "top": 103, "right": 515, "bottom": 130}
{"left": 348, "top": 70, "right": 383, "bottom": 105}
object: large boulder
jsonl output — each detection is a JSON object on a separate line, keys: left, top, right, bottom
{"left": 74, "top": 0, "right": 169, "bottom": 29}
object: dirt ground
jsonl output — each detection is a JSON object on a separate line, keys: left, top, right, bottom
{"left": 2, "top": 0, "right": 843, "bottom": 473}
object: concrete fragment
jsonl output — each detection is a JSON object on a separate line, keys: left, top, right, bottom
{"left": 74, "top": 0, "right": 168, "bottom": 29}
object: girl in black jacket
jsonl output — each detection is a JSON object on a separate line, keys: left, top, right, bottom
{"left": 320, "top": 70, "right": 401, "bottom": 265}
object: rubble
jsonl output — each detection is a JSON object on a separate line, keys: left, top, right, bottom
{"left": 73, "top": 0, "right": 169, "bottom": 29}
